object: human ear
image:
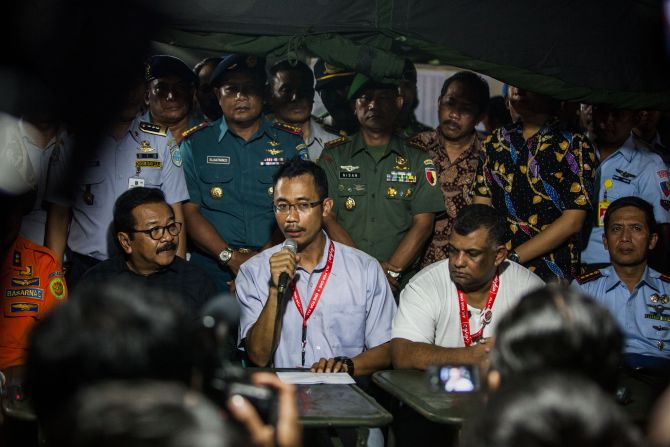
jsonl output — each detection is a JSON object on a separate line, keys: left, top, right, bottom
{"left": 117, "top": 232, "right": 133, "bottom": 255}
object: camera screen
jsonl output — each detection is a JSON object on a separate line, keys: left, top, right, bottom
{"left": 427, "top": 365, "right": 479, "bottom": 392}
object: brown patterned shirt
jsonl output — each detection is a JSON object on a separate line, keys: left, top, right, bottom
{"left": 409, "top": 130, "right": 481, "bottom": 267}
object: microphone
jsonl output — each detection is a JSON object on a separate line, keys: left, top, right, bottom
{"left": 277, "top": 239, "right": 297, "bottom": 295}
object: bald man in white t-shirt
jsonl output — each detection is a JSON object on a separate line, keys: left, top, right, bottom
{"left": 391, "top": 205, "right": 544, "bottom": 370}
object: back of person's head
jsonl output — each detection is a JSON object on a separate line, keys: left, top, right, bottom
{"left": 48, "top": 380, "right": 233, "bottom": 447}
{"left": 113, "top": 186, "right": 168, "bottom": 235}
{"left": 25, "top": 281, "right": 196, "bottom": 424}
{"left": 272, "top": 156, "right": 329, "bottom": 200}
{"left": 452, "top": 204, "right": 506, "bottom": 246}
{"left": 462, "top": 372, "right": 642, "bottom": 447}
{"left": 490, "top": 284, "right": 622, "bottom": 392}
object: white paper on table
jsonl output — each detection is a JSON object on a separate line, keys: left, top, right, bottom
{"left": 276, "top": 372, "right": 356, "bottom": 385}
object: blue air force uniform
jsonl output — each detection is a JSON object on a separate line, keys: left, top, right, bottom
{"left": 572, "top": 266, "right": 670, "bottom": 364}
{"left": 572, "top": 266, "right": 670, "bottom": 420}
{"left": 181, "top": 115, "right": 307, "bottom": 288}
{"left": 46, "top": 117, "right": 189, "bottom": 261}
{"left": 582, "top": 136, "right": 670, "bottom": 265}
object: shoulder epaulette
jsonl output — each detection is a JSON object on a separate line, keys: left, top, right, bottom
{"left": 660, "top": 273, "right": 670, "bottom": 283}
{"left": 575, "top": 269, "right": 603, "bottom": 285}
{"left": 406, "top": 135, "right": 429, "bottom": 152}
{"left": 273, "top": 121, "right": 302, "bottom": 135}
{"left": 323, "top": 136, "right": 350, "bottom": 150}
{"left": 138, "top": 121, "right": 167, "bottom": 137}
{"left": 181, "top": 122, "right": 208, "bottom": 139}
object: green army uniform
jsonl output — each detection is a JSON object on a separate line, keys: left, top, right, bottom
{"left": 318, "top": 133, "right": 445, "bottom": 263}
{"left": 181, "top": 116, "right": 307, "bottom": 290}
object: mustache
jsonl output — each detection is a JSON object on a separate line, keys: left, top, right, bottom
{"left": 157, "top": 242, "right": 177, "bottom": 254}
{"left": 284, "top": 226, "right": 305, "bottom": 232}
{"left": 441, "top": 119, "right": 461, "bottom": 129}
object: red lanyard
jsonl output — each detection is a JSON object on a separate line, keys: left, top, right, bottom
{"left": 457, "top": 274, "right": 500, "bottom": 347}
{"left": 292, "top": 240, "right": 335, "bottom": 366}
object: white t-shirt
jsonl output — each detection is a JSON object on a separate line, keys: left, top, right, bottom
{"left": 392, "top": 259, "right": 544, "bottom": 347}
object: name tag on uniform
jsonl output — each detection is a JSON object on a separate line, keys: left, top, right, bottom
{"left": 207, "top": 156, "right": 230, "bottom": 164}
{"left": 135, "top": 160, "right": 162, "bottom": 169}
{"left": 340, "top": 172, "right": 361, "bottom": 179}
{"left": 137, "top": 153, "right": 159, "bottom": 159}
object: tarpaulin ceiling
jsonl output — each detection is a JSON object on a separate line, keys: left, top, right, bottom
{"left": 152, "top": 0, "right": 670, "bottom": 109}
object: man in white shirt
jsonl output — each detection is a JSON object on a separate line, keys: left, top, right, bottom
{"left": 391, "top": 204, "right": 544, "bottom": 369}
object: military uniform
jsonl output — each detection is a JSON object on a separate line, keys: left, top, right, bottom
{"left": 582, "top": 135, "right": 670, "bottom": 265}
{"left": 46, "top": 117, "right": 189, "bottom": 262}
{"left": 181, "top": 116, "right": 307, "bottom": 289}
{"left": 1, "top": 236, "right": 67, "bottom": 370}
{"left": 318, "top": 133, "right": 445, "bottom": 262}
{"left": 572, "top": 266, "right": 670, "bottom": 421}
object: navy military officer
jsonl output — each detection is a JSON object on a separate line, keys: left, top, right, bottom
{"left": 181, "top": 54, "right": 308, "bottom": 290}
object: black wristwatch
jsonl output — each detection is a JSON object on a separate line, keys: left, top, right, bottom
{"left": 334, "top": 356, "right": 355, "bottom": 376}
{"left": 508, "top": 250, "right": 520, "bottom": 264}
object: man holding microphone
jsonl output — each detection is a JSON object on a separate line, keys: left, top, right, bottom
{"left": 236, "top": 156, "right": 396, "bottom": 375}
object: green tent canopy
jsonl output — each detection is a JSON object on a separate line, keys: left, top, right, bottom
{"left": 152, "top": 0, "right": 670, "bottom": 109}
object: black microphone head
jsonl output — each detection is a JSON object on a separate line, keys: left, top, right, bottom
{"left": 282, "top": 238, "right": 298, "bottom": 254}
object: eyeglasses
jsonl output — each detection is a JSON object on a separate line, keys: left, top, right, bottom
{"left": 151, "top": 82, "right": 193, "bottom": 99}
{"left": 219, "top": 83, "right": 263, "bottom": 97}
{"left": 131, "top": 222, "right": 182, "bottom": 240}
{"left": 273, "top": 201, "right": 323, "bottom": 215}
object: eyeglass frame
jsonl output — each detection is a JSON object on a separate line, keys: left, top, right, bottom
{"left": 129, "top": 222, "right": 183, "bottom": 240}
{"left": 273, "top": 200, "right": 324, "bottom": 215}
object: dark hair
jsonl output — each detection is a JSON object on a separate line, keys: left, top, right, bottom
{"left": 113, "top": 187, "right": 170, "bottom": 237}
{"left": 461, "top": 372, "right": 642, "bottom": 447}
{"left": 268, "top": 60, "right": 315, "bottom": 86}
{"left": 193, "top": 57, "right": 223, "bottom": 76}
{"left": 485, "top": 96, "right": 513, "bottom": 128}
{"left": 439, "top": 71, "right": 490, "bottom": 115}
{"left": 452, "top": 204, "right": 506, "bottom": 246}
{"left": 491, "top": 284, "right": 623, "bottom": 393}
{"left": 25, "top": 281, "right": 196, "bottom": 427}
{"left": 272, "top": 156, "right": 329, "bottom": 200}
{"left": 49, "top": 380, "right": 233, "bottom": 447}
{"left": 604, "top": 196, "right": 656, "bottom": 233}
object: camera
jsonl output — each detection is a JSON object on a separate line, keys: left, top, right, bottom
{"left": 426, "top": 364, "right": 480, "bottom": 393}
{"left": 198, "top": 296, "right": 278, "bottom": 425}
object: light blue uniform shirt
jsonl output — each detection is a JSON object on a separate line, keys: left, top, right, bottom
{"left": 46, "top": 116, "right": 189, "bottom": 260}
{"left": 571, "top": 266, "right": 670, "bottom": 359}
{"left": 582, "top": 135, "right": 670, "bottom": 264}
{"left": 236, "top": 233, "right": 397, "bottom": 368}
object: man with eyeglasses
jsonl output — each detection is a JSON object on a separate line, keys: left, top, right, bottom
{"left": 78, "top": 187, "right": 215, "bottom": 314}
{"left": 237, "top": 156, "right": 396, "bottom": 377}
{"left": 143, "top": 55, "right": 199, "bottom": 146}
{"left": 181, "top": 54, "right": 308, "bottom": 292}
{"left": 318, "top": 74, "right": 445, "bottom": 292}
{"left": 45, "top": 71, "right": 189, "bottom": 289}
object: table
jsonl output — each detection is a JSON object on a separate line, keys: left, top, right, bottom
{"left": 296, "top": 383, "right": 392, "bottom": 428}
{"left": 372, "top": 369, "right": 483, "bottom": 425}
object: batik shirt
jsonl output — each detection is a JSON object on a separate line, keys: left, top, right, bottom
{"left": 408, "top": 130, "right": 481, "bottom": 267}
{"left": 472, "top": 119, "right": 595, "bottom": 281}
